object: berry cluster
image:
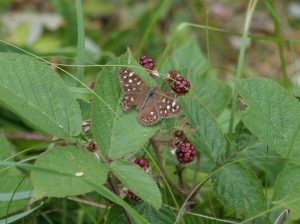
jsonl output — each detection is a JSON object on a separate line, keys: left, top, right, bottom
{"left": 173, "top": 130, "right": 196, "bottom": 164}
{"left": 168, "top": 70, "right": 191, "bottom": 96}
{"left": 139, "top": 55, "right": 155, "bottom": 71}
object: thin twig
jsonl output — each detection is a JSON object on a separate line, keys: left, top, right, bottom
{"left": 108, "top": 173, "right": 132, "bottom": 224}
{"left": 67, "top": 197, "right": 107, "bottom": 209}
{"left": 164, "top": 204, "right": 240, "bottom": 224}
{"left": 150, "top": 136, "right": 188, "bottom": 196}
{"left": 192, "top": 151, "right": 201, "bottom": 188}
{"left": 3, "top": 131, "right": 50, "bottom": 141}
{"left": 175, "top": 164, "right": 185, "bottom": 188}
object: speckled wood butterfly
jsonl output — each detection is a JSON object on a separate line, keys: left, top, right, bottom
{"left": 119, "top": 68, "right": 181, "bottom": 126}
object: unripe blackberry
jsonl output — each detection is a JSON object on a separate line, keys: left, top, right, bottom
{"left": 176, "top": 142, "right": 196, "bottom": 164}
{"left": 130, "top": 157, "right": 149, "bottom": 171}
{"left": 139, "top": 55, "right": 155, "bottom": 71}
{"left": 126, "top": 190, "right": 140, "bottom": 202}
{"left": 167, "top": 70, "right": 191, "bottom": 95}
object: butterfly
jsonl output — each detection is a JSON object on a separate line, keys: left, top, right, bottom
{"left": 119, "top": 68, "right": 181, "bottom": 126}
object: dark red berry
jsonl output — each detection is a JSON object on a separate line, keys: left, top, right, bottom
{"left": 139, "top": 55, "right": 155, "bottom": 71}
{"left": 126, "top": 190, "right": 140, "bottom": 202}
{"left": 130, "top": 157, "right": 149, "bottom": 171}
{"left": 176, "top": 142, "right": 196, "bottom": 164}
{"left": 171, "top": 75, "right": 191, "bottom": 95}
{"left": 167, "top": 70, "right": 191, "bottom": 95}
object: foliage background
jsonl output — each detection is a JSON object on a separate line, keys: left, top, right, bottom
{"left": 0, "top": 0, "right": 300, "bottom": 224}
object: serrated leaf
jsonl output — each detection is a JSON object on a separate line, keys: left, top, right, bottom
{"left": 236, "top": 77, "right": 300, "bottom": 158}
{"left": 270, "top": 163, "right": 300, "bottom": 222}
{"left": 274, "top": 182, "right": 300, "bottom": 221}
{"left": 31, "top": 146, "right": 108, "bottom": 199}
{"left": 91, "top": 50, "right": 158, "bottom": 159}
{"left": 110, "top": 160, "right": 162, "bottom": 209}
{"left": 180, "top": 97, "right": 226, "bottom": 163}
{"left": 0, "top": 134, "right": 32, "bottom": 218}
{"left": 0, "top": 53, "right": 82, "bottom": 139}
{"left": 212, "top": 163, "right": 264, "bottom": 218}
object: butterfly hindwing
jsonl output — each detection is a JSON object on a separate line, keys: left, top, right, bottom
{"left": 155, "top": 91, "right": 181, "bottom": 118}
{"left": 138, "top": 99, "right": 160, "bottom": 126}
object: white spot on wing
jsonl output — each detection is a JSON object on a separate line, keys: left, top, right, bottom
{"left": 129, "top": 72, "right": 134, "bottom": 77}
{"left": 129, "top": 79, "right": 133, "bottom": 83}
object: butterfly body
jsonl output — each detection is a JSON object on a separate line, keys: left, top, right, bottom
{"left": 119, "top": 68, "right": 181, "bottom": 126}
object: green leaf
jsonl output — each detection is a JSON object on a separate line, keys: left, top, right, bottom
{"left": 0, "top": 53, "right": 82, "bottom": 139}
{"left": 106, "top": 203, "right": 175, "bottom": 224}
{"left": 91, "top": 50, "right": 158, "bottom": 159}
{"left": 31, "top": 146, "right": 108, "bottom": 199}
{"left": 180, "top": 97, "right": 226, "bottom": 163}
{"left": 274, "top": 182, "right": 300, "bottom": 220}
{"left": 273, "top": 163, "right": 300, "bottom": 201}
{"left": 212, "top": 163, "right": 264, "bottom": 218}
{"left": 170, "top": 38, "right": 231, "bottom": 116}
{"left": 0, "top": 202, "right": 43, "bottom": 224}
{"left": 0, "top": 135, "right": 32, "bottom": 218}
{"left": 236, "top": 77, "right": 300, "bottom": 158}
{"left": 270, "top": 163, "right": 300, "bottom": 221}
{"left": 110, "top": 160, "right": 162, "bottom": 209}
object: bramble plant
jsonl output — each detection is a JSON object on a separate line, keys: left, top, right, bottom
{"left": 1, "top": 0, "right": 300, "bottom": 224}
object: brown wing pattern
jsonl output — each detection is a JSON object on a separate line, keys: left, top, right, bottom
{"left": 119, "top": 68, "right": 149, "bottom": 112}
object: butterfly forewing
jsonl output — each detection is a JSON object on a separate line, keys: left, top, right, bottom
{"left": 119, "top": 68, "right": 148, "bottom": 93}
{"left": 119, "top": 68, "right": 149, "bottom": 112}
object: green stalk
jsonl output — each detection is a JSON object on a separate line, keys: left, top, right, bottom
{"left": 75, "top": 0, "right": 85, "bottom": 85}
{"left": 226, "top": 0, "right": 259, "bottom": 156}
{"left": 135, "top": 0, "right": 170, "bottom": 57}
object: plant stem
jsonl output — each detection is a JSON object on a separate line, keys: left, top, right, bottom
{"left": 226, "top": 0, "right": 259, "bottom": 156}
{"left": 150, "top": 136, "right": 188, "bottom": 196}
{"left": 3, "top": 131, "right": 50, "bottom": 141}
{"left": 135, "top": 0, "right": 170, "bottom": 57}
{"left": 265, "top": 0, "right": 290, "bottom": 87}
{"left": 176, "top": 164, "right": 185, "bottom": 188}
{"left": 192, "top": 151, "right": 201, "bottom": 188}
{"left": 107, "top": 174, "right": 133, "bottom": 224}
{"left": 75, "top": 0, "right": 85, "bottom": 85}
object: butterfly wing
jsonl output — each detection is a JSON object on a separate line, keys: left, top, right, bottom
{"left": 137, "top": 91, "right": 181, "bottom": 126}
{"left": 155, "top": 91, "right": 181, "bottom": 118}
{"left": 119, "top": 68, "right": 149, "bottom": 112}
{"left": 137, "top": 99, "right": 160, "bottom": 126}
